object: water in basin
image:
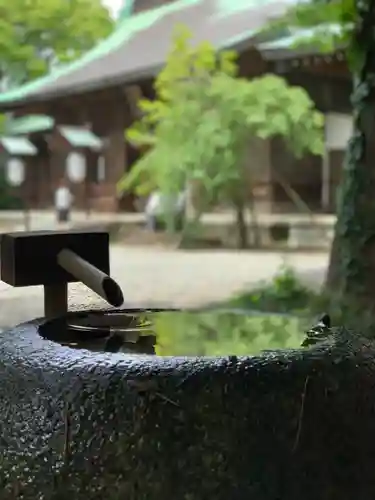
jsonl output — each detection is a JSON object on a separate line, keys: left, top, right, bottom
{"left": 38, "top": 308, "right": 306, "bottom": 356}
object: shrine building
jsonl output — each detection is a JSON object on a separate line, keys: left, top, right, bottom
{"left": 0, "top": 0, "right": 352, "bottom": 213}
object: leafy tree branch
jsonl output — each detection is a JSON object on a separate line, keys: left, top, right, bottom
{"left": 119, "top": 25, "right": 324, "bottom": 248}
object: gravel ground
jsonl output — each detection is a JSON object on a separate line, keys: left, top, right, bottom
{"left": 0, "top": 245, "right": 329, "bottom": 328}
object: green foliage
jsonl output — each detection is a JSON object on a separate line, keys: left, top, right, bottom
{"left": 263, "top": 0, "right": 353, "bottom": 43}
{"left": 118, "top": 25, "right": 324, "bottom": 210}
{"left": 241, "top": 75, "right": 324, "bottom": 157}
{"left": 262, "top": 0, "right": 356, "bottom": 65}
{"left": 0, "top": 115, "right": 6, "bottom": 134}
{"left": 154, "top": 310, "right": 304, "bottom": 356}
{"left": 0, "top": 0, "right": 113, "bottom": 83}
{"left": 230, "top": 265, "right": 317, "bottom": 313}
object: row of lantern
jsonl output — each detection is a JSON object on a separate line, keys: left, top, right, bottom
{"left": 6, "top": 153, "right": 106, "bottom": 187}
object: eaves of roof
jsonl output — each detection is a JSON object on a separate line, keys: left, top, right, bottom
{"left": 0, "top": 0, "right": 310, "bottom": 111}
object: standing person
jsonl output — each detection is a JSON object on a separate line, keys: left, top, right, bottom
{"left": 144, "top": 189, "right": 186, "bottom": 232}
{"left": 54, "top": 178, "right": 73, "bottom": 225}
{"left": 144, "top": 190, "right": 162, "bottom": 231}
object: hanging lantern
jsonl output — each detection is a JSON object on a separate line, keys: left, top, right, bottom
{"left": 66, "top": 152, "right": 86, "bottom": 183}
{"left": 6, "top": 158, "right": 25, "bottom": 186}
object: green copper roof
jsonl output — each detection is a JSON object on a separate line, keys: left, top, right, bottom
{"left": 216, "top": 0, "right": 288, "bottom": 17}
{"left": 117, "top": 0, "right": 135, "bottom": 23}
{"left": 0, "top": 0, "right": 300, "bottom": 109}
{"left": 0, "top": 136, "right": 37, "bottom": 156}
{"left": 0, "top": 0, "right": 201, "bottom": 107}
{"left": 59, "top": 126, "right": 103, "bottom": 150}
{"left": 6, "top": 115, "right": 54, "bottom": 135}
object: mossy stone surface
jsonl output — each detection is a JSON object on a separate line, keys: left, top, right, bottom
{"left": 0, "top": 317, "right": 374, "bottom": 499}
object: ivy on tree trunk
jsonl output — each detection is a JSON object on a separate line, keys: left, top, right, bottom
{"left": 325, "top": 0, "right": 375, "bottom": 322}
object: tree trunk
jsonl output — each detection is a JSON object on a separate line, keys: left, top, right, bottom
{"left": 325, "top": 228, "right": 342, "bottom": 292}
{"left": 325, "top": 0, "right": 375, "bottom": 324}
{"left": 179, "top": 181, "right": 212, "bottom": 247}
{"left": 234, "top": 199, "right": 249, "bottom": 249}
{"left": 248, "top": 187, "right": 262, "bottom": 247}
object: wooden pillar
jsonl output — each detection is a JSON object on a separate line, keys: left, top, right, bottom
{"left": 245, "top": 137, "right": 273, "bottom": 213}
{"left": 103, "top": 90, "right": 131, "bottom": 212}
{"left": 46, "top": 101, "right": 74, "bottom": 208}
{"left": 106, "top": 111, "right": 127, "bottom": 185}
{"left": 321, "top": 147, "right": 331, "bottom": 211}
{"left": 65, "top": 88, "right": 133, "bottom": 212}
{"left": 30, "top": 134, "right": 52, "bottom": 209}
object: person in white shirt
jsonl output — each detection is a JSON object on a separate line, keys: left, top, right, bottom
{"left": 54, "top": 178, "right": 73, "bottom": 224}
{"left": 145, "top": 190, "right": 186, "bottom": 231}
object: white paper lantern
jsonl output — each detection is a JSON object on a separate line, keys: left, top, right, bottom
{"left": 6, "top": 158, "right": 25, "bottom": 186}
{"left": 66, "top": 152, "right": 86, "bottom": 183}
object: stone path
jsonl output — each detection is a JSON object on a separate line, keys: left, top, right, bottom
{"left": 0, "top": 245, "right": 328, "bottom": 328}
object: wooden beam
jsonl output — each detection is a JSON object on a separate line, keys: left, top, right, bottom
{"left": 124, "top": 85, "right": 143, "bottom": 120}
{"left": 270, "top": 51, "right": 349, "bottom": 80}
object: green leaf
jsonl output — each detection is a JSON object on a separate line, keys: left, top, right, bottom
{"left": 0, "top": 0, "right": 113, "bottom": 84}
